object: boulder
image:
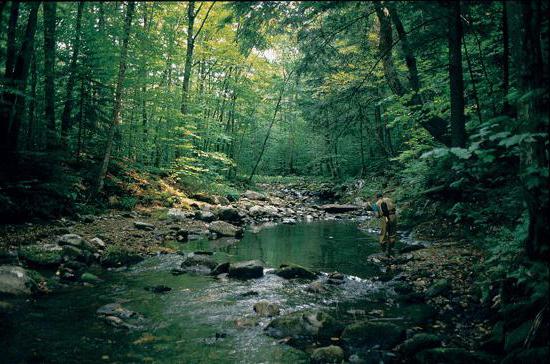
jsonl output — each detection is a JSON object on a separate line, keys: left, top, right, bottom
{"left": 319, "top": 204, "right": 360, "bottom": 213}
{"left": 179, "top": 253, "right": 218, "bottom": 275}
{"left": 243, "top": 190, "right": 267, "bottom": 201}
{"left": 18, "top": 244, "right": 63, "bottom": 268}
{"left": 209, "top": 220, "right": 243, "bottom": 237}
{"left": 282, "top": 218, "right": 297, "bottom": 225}
{"left": 134, "top": 221, "right": 155, "bottom": 231}
{"left": 57, "top": 234, "right": 96, "bottom": 252}
{"left": 96, "top": 303, "right": 137, "bottom": 319}
{"left": 341, "top": 321, "right": 405, "bottom": 350}
{"left": 311, "top": 345, "right": 345, "bottom": 364}
{"left": 144, "top": 285, "right": 171, "bottom": 293}
{"left": 274, "top": 264, "right": 317, "bottom": 280}
{"left": 195, "top": 210, "right": 216, "bottom": 222}
{"left": 415, "top": 348, "right": 493, "bottom": 364}
{"left": 306, "top": 281, "right": 328, "bottom": 294}
{"left": 217, "top": 206, "right": 244, "bottom": 224}
{"left": 80, "top": 272, "right": 101, "bottom": 284}
{"left": 191, "top": 192, "right": 219, "bottom": 205}
{"left": 100, "top": 247, "right": 143, "bottom": 268}
{"left": 0, "top": 265, "right": 37, "bottom": 296}
{"left": 211, "top": 262, "right": 230, "bottom": 276}
{"left": 90, "top": 237, "right": 106, "bottom": 250}
{"left": 265, "top": 309, "right": 343, "bottom": 345}
{"left": 253, "top": 300, "right": 280, "bottom": 317}
{"left": 167, "top": 208, "right": 190, "bottom": 221}
{"left": 399, "top": 333, "right": 442, "bottom": 357}
{"left": 228, "top": 260, "right": 264, "bottom": 279}
{"left": 426, "top": 279, "right": 452, "bottom": 298}
{"left": 248, "top": 205, "right": 279, "bottom": 217}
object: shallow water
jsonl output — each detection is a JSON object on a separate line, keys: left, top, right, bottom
{"left": 2, "top": 220, "right": 414, "bottom": 364}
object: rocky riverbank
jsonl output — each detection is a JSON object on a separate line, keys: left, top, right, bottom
{"left": 1, "top": 184, "right": 546, "bottom": 363}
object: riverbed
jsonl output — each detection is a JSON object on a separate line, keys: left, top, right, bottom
{"left": 2, "top": 220, "right": 427, "bottom": 364}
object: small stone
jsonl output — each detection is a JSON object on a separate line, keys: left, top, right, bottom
{"left": 134, "top": 221, "right": 155, "bottom": 231}
{"left": 80, "top": 272, "right": 101, "bottom": 284}
{"left": 311, "top": 345, "right": 345, "bottom": 364}
{"left": 253, "top": 300, "right": 280, "bottom": 317}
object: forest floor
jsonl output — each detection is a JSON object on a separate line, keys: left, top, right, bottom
{"left": 0, "top": 182, "right": 503, "bottom": 362}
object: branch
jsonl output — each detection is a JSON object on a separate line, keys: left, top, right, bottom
{"left": 193, "top": 2, "right": 215, "bottom": 42}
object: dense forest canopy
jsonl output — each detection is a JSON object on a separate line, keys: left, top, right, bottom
{"left": 1, "top": 1, "right": 548, "bottom": 259}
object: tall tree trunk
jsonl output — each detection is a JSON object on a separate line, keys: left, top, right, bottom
{"left": 463, "top": 37, "right": 483, "bottom": 124}
{"left": 248, "top": 83, "right": 286, "bottom": 184}
{"left": 382, "top": 2, "right": 451, "bottom": 146}
{"left": 502, "top": 1, "right": 513, "bottom": 116}
{"left": 95, "top": 1, "right": 135, "bottom": 194}
{"left": 43, "top": 1, "right": 57, "bottom": 146}
{"left": 180, "top": 1, "right": 196, "bottom": 115}
{"left": 0, "top": 2, "right": 40, "bottom": 155}
{"left": 60, "top": 1, "right": 84, "bottom": 146}
{"left": 27, "top": 52, "right": 37, "bottom": 150}
{"left": 448, "top": 1, "right": 466, "bottom": 148}
{"left": 4, "top": 1, "right": 20, "bottom": 78}
{"left": 517, "top": 0, "right": 549, "bottom": 261}
{"left": 374, "top": 2, "right": 406, "bottom": 97}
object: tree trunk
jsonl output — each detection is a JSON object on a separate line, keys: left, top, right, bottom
{"left": 0, "top": 2, "right": 40, "bottom": 155}
{"left": 383, "top": 2, "right": 451, "bottom": 146}
{"left": 374, "top": 2, "right": 406, "bottom": 97}
{"left": 180, "top": 1, "right": 196, "bottom": 115}
{"left": 27, "top": 52, "right": 37, "bottom": 150}
{"left": 448, "top": 1, "right": 466, "bottom": 148}
{"left": 43, "top": 1, "right": 57, "bottom": 146}
{"left": 502, "top": 1, "right": 513, "bottom": 116}
{"left": 60, "top": 1, "right": 84, "bottom": 146}
{"left": 517, "top": 0, "right": 549, "bottom": 261}
{"left": 4, "top": 1, "right": 20, "bottom": 78}
{"left": 247, "top": 84, "right": 285, "bottom": 184}
{"left": 95, "top": 1, "right": 135, "bottom": 194}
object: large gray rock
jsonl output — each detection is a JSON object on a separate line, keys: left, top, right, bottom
{"left": 57, "top": 234, "right": 96, "bottom": 252}
{"left": 217, "top": 206, "right": 244, "bottom": 224}
{"left": 228, "top": 260, "right": 264, "bottom": 279}
{"left": 274, "top": 264, "right": 318, "bottom": 280}
{"left": 311, "top": 345, "right": 345, "bottom": 364}
{"left": 195, "top": 210, "right": 216, "bottom": 222}
{"left": 248, "top": 205, "right": 279, "bottom": 217}
{"left": 209, "top": 220, "right": 243, "bottom": 237}
{"left": 177, "top": 253, "right": 218, "bottom": 275}
{"left": 0, "top": 265, "right": 36, "bottom": 296}
{"left": 265, "top": 309, "right": 343, "bottom": 345}
{"left": 18, "top": 244, "right": 63, "bottom": 267}
{"left": 243, "top": 190, "right": 267, "bottom": 201}
{"left": 341, "top": 321, "right": 405, "bottom": 350}
{"left": 167, "top": 208, "right": 191, "bottom": 221}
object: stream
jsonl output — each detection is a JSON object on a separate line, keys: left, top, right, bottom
{"left": 2, "top": 220, "right": 429, "bottom": 364}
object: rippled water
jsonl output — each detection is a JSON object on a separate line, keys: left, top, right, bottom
{"left": 3, "top": 220, "right": 412, "bottom": 364}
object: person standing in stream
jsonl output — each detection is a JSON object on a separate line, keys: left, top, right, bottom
{"left": 372, "top": 192, "right": 397, "bottom": 257}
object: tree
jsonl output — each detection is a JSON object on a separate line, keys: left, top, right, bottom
{"left": 43, "top": 1, "right": 57, "bottom": 146}
{"left": 0, "top": 2, "right": 41, "bottom": 155}
{"left": 95, "top": 1, "right": 136, "bottom": 194}
{"left": 180, "top": 1, "right": 215, "bottom": 115}
{"left": 60, "top": 1, "right": 84, "bottom": 146}
{"left": 447, "top": 1, "right": 466, "bottom": 148}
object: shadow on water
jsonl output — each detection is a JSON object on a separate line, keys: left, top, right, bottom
{"left": 3, "top": 220, "right": 414, "bottom": 364}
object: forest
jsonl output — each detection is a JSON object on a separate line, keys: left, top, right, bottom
{"left": 0, "top": 1, "right": 548, "bottom": 363}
